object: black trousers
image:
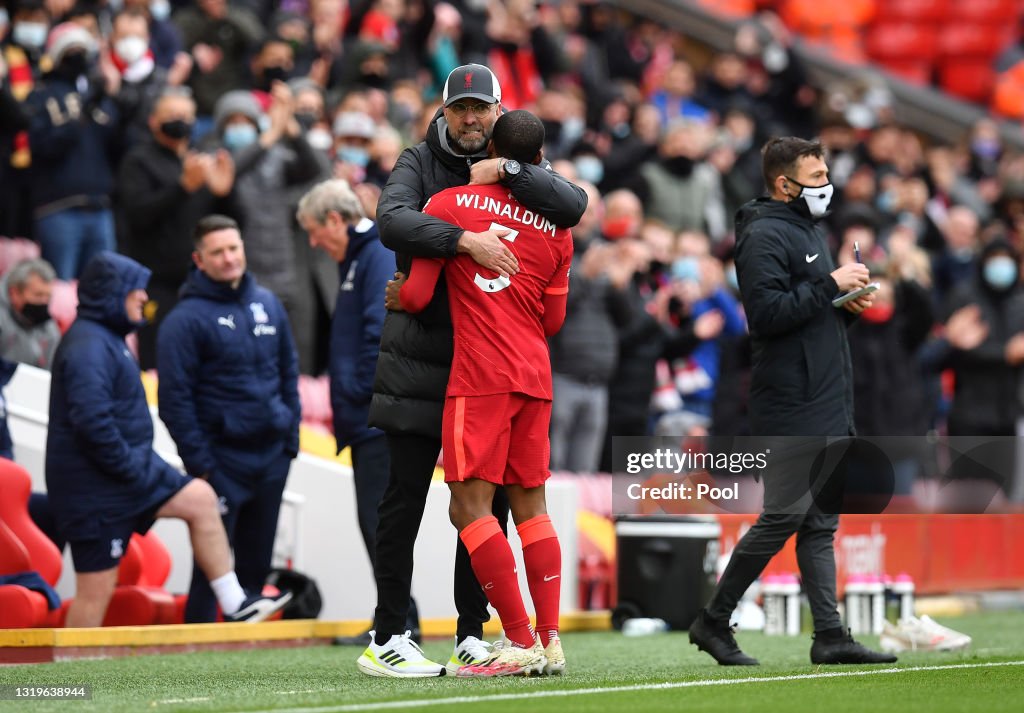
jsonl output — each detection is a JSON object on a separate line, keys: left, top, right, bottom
{"left": 184, "top": 447, "right": 291, "bottom": 623}
{"left": 373, "top": 432, "right": 509, "bottom": 641}
{"left": 704, "top": 437, "right": 844, "bottom": 632}
{"left": 351, "top": 433, "right": 420, "bottom": 631}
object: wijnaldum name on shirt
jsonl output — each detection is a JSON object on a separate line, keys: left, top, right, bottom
{"left": 452, "top": 192, "right": 558, "bottom": 237}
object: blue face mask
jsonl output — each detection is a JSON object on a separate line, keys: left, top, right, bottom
{"left": 672, "top": 256, "right": 701, "bottom": 283}
{"left": 336, "top": 145, "right": 370, "bottom": 167}
{"left": 13, "top": 21, "right": 48, "bottom": 49}
{"left": 150, "top": 0, "right": 171, "bottom": 21}
{"left": 575, "top": 156, "right": 604, "bottom": 185}
{"left": 224, "top": 123, "right": 258, "bottom": 152}
{"left": 983, "top": 256, "right": 1018, "bottom": 290}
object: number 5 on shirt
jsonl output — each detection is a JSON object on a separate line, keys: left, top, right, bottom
{"left": 474, "top": 222, "right": 519, "bottom": 294}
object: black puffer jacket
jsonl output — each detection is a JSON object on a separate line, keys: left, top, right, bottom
{"left": 734, "top": 197, "right": 856, "bottom": 437}
{"left": 369, "top": 110, "right": 587, "bottom": 437}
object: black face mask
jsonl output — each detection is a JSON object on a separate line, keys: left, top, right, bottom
{"left": 294, "top": 112, "right": 319, "bottom": 132}
{"left": 662, "top": 156, "right": 695, "bottom": 177}
{"left": 57, "top": 51, "right": 90, "bottom": 79}
{"left": 262, "top": 65, "right": 290, "bottom": 85}
{"left": 160, "top": 119, "right": 193, "bottom": 140}
{"left": 18, "top": 302, "right": 51, "bottom": 326}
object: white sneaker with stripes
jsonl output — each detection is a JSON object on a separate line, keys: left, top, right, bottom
{"left": 356, "top": 630, "right": 446, "bottom": 677}
{"left": 445, "top": 635, "right": 495, "bottom": 675}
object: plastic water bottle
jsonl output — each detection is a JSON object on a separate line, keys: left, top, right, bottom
{"left": 622, "top": 618, "right": 669, "bottom": 636}
{"left": 779, "top": 573, "right": 802, "bottom": 637}
{"left": 762, "top": 575, "right": 786, "bottom": 635}
{"left": 867, "top": 575, "right": 886, "bottom": 635}
{"left": 844, "top": 575, "right": 869, "bottom": 635}
{"left": 891, "top": 573, "right": 915, "bottom": 622}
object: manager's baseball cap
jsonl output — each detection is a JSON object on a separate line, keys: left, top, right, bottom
{"left": 442, "top": 64, "right": 502, "bottom": 107}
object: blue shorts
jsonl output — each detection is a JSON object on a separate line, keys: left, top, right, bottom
{"left": 67, "top": 489, "right": 177, "bottom": 574}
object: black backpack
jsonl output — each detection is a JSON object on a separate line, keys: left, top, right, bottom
{"left": 266, "top": 568, "right": 323, "bottom": 619}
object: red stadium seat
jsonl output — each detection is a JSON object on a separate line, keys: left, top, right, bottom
{"left": 940, "top": 61, "right": 997, "bottom": 103}
{"left": 0, "top": 519, "right": 52, "bottom": 628}
{"left": 866, "top": 24, "right": 939, "bottom": 62}
{"left": 0, "top": 459, "right": 179, "bottom": 627}
{"left": 875, "top": 0, "right": 950, "bottom": 22}
{"left": 938, "top": 24, "right": 1012, "bottom": 60}
{"left": 947, "top": 0, "right": 1019, "bottom": 23}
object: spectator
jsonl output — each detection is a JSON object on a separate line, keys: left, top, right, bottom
{"left": 45, "top": 251, "right": 290, "bottom": 627}
{"left": 122, "top": 0, "right": 183, "bottom": 70}
{"left": 932, "top": 206, "right": 981, "bottom": 308}
{"left": 633, "top": 120, "right": 726, "bottom": 239}
{"left": 156, "top": 215, "right": 300, "bottom": 623}
{"left": 1, "top": 0, "right": 50, "bottom": 240}
{"left": 0, "top": 257, "right": 61, "bottom": 369}
{"left": 331, "top": 110, "right": 376, "bottom": 187}
{"left": 109, "top": 7, "right": 192, "bottom": 151}
{"left": 297, "top": 178, "right": 419, "bottom": 642}
{"left": 208, "top": 86, "right": 320, "bottom": 312}
{"left": 174, "top": 0, "right": 263, "bottom": 121}
{"left": 26, "top": 22, "right": 120, "bottom": 279}
{"left": 117, "top": 87, "right": 235, "bottom": 370}
{"left": 938, "top": 239, "right": 1024, "bottom": 496}
{"left": 549, "top": 183, "right": 631, "bottom": 473}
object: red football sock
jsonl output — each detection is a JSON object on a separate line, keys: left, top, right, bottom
{"left": 460, "top": 515, "right": 534, "bottom": 648}
{"left": 517, "top": 514, "right": 561, "bottom": 647}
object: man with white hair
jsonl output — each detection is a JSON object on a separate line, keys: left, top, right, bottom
{"left": 295, "top": 179, "right": 419, "bottom": 643}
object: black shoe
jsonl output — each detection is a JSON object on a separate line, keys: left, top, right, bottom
{"left": 689, "top": 613, "right": 759, "bottom": 666}
{"left": 810, "top": 629, "right": 898, "bottom": 664}
{"left": 334, "top": 626, "right": 421, "bottom": 647}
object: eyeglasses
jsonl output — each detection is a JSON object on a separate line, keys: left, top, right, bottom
{"left": 447, "top": 102, "right": 495, "bottom": 118}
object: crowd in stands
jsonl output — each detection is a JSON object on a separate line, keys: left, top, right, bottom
{"left": 1, "top": 0, "right": 1023, "bottom": 500}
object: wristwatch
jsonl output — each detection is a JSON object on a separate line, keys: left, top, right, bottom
{"left": 501, "top": 159, "right": 522, "bottom": 181}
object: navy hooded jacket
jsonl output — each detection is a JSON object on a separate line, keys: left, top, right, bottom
{"left": 156, "top": 269, "right": 300, "bottom": 479}
{"left": 45, "top": 252, "right": 186, "bottom": 540}
{"left": 330, "top": 219, "right": 395, "bottom": 450}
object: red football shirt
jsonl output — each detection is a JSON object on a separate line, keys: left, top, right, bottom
{"left": 402, "top": 182, "right": 573, "bottom": 399}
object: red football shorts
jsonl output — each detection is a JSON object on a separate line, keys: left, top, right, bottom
{"left": 442, "top": 392, "right": 551, "bottom": 487}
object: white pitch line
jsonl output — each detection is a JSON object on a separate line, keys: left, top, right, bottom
{"left": 240, "top": 660, "right": 1024, "bottom": 713}
{"left": 154, "top": 696, "right": 211, "bottom": 705}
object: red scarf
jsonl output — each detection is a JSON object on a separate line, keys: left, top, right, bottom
{"left": 3, "top": 44, "right": 34, "bottom": 168}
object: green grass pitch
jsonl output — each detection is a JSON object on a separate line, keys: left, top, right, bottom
{"left": 0, "top": 611, "right": 1021, "bottom": 712}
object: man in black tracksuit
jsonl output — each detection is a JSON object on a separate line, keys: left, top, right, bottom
{"left": 688, "top": 137, "right": 896, "bottom": 666}
{"left": 364, "top": 64, "right": 586, "bottom": 676}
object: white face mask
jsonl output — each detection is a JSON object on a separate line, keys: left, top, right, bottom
{"left": 115, "top": 36, "right": 149, "bottom": 65}
{"left": 306, "top": 127, "right": 333, "bottom": 152}
{"left": 150, "top": 0, "right": 171, "bottom": 21}
{"left": 787, "top": 177, "right": 834, "bottom": 218}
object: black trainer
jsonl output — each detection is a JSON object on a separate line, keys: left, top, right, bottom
{"left": 689, "top": 613, "right": 759, "bottom": 666}
{"left": 810, "top": 629, "right": 898, "bottom": 664}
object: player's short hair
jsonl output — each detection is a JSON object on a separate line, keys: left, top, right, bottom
{"left": 761, "top": 136, "right": 826, "bottom": 192}
{"left": 296, "top": 179, "right": 366, "bottom": 225}
{"left": 193, "top": 214, "right": 240, "bottom": 248}
{"left": 492, "top": 110, "right": 545, "bottom": 165}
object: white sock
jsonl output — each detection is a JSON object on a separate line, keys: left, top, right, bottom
{"left": 210, "top": 572, "right": 247, "bottom": 615}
